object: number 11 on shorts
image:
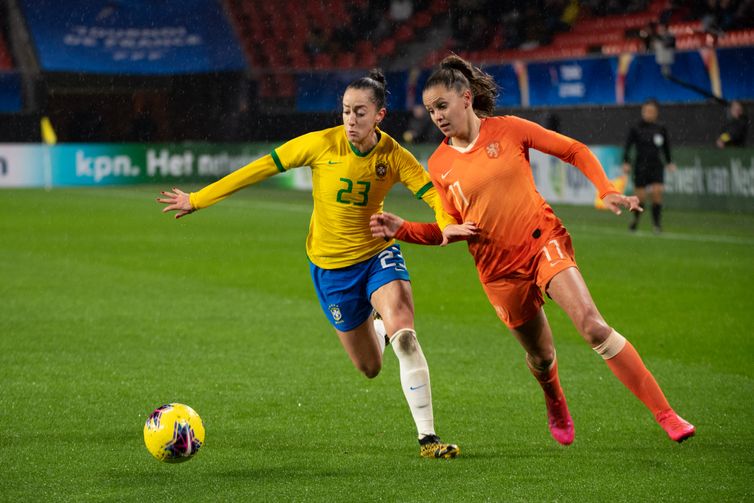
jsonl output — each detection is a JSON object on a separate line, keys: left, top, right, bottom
{"left": 542, "top": 239, "right": 565, "bottom": 264}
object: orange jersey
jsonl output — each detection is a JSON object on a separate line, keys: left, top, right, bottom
{"left": 428, "top": 115, "right": 617, "bottom": 283}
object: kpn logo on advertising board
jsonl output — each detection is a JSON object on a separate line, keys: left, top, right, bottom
{"left": 73, "top": 147, "right": 260, "bottom": 183}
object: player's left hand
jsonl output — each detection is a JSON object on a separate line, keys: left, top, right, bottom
{"left": 601, "top": 193, "right": 642, "bottom": 216}
{"left": 666, "top": 162, "right": 677, "bottom": 172}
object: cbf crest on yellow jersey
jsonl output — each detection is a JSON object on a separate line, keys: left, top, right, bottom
{"left": 190, "top": 125, "right": 454, "bottom": 269}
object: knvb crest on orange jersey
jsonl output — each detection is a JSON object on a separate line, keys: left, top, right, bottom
{"left": 486, "top": 142, "right": 500, "bottom": 159}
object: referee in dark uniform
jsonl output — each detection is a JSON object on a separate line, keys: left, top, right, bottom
{"left": 622, "top": 99, "right": 676, "bottom": 233}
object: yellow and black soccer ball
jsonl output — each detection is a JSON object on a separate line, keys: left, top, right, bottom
{"left": 143, "top": 403, "right": 205, "bottom": 463}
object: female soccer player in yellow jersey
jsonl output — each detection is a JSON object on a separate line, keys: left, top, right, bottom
{"left": 157, "top": 70, "right": 461, "bottom": 459}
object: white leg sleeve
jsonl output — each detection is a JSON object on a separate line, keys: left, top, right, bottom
{"left": 373, "top": 317, "right": 387, "bottom": 355}
{"left": 390, "top": 328, "right": 435, "bottom": 438}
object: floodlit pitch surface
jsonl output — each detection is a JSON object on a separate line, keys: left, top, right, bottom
{"left": 1, "top": 186, "right": 752, "bottom": 501}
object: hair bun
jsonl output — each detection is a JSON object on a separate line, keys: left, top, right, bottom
{"left": 440, "top": 54, "right": 470, "bottom": 74}
{"left": 367, "top": 69, "right": 386, "bottom": 87}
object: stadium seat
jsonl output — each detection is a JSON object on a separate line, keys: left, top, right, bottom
{"left": 334, "top": 52, "right": 357, "bottom": 69}
{"left": 717, "top": 29, "right": 754, "bottom": 47}
{"left": 376, "top": 38, "right": 397, "bottom": 58}
{"left": 0, "top": 34, "right": 13, "bottom": 70}
{"left": 553, "top": 30, "right": 625, "bottom": 48}
{"left": 601, "top": 39, "right": 643, "bottom": 55}
{"left": 411, "top": 11, "right": 433, "bottom": 31}
{"left": 394, "top": 25, "right": 415, "bottom": 45}
{"left": 313, "top": 53, "right": 333, "bottom": 69}
{"left": 675, "top": 33, "right": 708, "bottom": 50}
{"left": 668, "top": 21, "right": 703, "bottom": 36}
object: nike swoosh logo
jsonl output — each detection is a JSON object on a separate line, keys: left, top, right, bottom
{"left": 328, "top": 160, "right": 341, "bottom": 165}
{"left": 441, "top": 169, "right": 453, "bottom": 179}
{"left": 409, "top": 384, "right": 427, "bottom": 391}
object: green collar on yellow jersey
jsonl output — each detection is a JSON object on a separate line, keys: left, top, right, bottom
{"left": 348, "top": 130, "right": 382, "bottom": 157}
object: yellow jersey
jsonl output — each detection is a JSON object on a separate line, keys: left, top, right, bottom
{"left": 190, "top": 125, "right": 454, "bottom": 269}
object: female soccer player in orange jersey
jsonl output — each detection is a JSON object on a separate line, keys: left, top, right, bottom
{"left": 370, "top": 55, "right": 695, "bottom": 445}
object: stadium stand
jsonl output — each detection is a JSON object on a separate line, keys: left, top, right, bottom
{"left": 440, "top": 0, "right": 754, "bottom": 64}
{"left": 226, "top": 0, "right": 754, "bottom": 100}
{"left": 224, "top": 0, "right": 447, "bottom": 98}
{"left": 0, "top": 1, "right": 749, "bottom": 142}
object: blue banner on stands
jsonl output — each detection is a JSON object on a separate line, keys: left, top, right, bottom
{"left": 0, "top": 72, "right": 22, "bottom": 112}
{"left": 718, "top": 47, "right": 754, "bottom": 101}
{"left": 527, "top": 57, "right": 616, "bottom": 106}
{"left": 296, "top": 71, "right": 408, "bottom": 112}
{"left": 18, "top": 0, "right": 245, "bottom": 74}
{"left": 624, "top": 52, "right": 713, "bottom": 103}
{"left": 293, "top": 48, "right": 752, "bottom": 111}
{"left": 486, "top": 64, "right": 521, "bottom": 107}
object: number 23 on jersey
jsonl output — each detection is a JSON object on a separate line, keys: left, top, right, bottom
{"left": 336, "top": 177, "right": 371, "bottom": 206}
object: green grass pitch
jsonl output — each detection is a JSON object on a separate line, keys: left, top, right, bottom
{"left": 1, "top": 185, "right": 752, "bottom": 502}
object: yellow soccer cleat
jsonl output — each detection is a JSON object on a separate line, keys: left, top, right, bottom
{"left": 419, "top": 435, "right": 460, "bottom": 459}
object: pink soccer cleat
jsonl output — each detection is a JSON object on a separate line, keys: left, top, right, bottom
{"left": 545, "top": 395, "right": 575, "bottom": 446}
{"left": 656, "top": 409, "right": 695, "bottom": 442}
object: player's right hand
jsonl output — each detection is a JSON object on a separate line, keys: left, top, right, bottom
{"left": 621, "top": 162, "right": 631, "bottom": 174}
{"left": 157, "top": 188, "right": 195, "bottom": 219}
{"left": 441, "top": 222, "right": 480, "bottom": 246}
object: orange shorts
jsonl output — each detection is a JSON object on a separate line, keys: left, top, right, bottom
{"left": 481, "top": 229, "right": 577, "bottom": 329}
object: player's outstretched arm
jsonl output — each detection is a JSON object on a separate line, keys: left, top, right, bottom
{"left": 157, "top": 187, "right": 195, "bottom": 219}
{"left": 370, "top": 212, "right": 479, "bottom": 246}
{"left": 601, "top": 193, "right": 643, "bottom": 216}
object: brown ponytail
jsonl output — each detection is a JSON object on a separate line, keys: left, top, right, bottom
{"left": 424, "top": 54, "right": 498, "bottom": 117}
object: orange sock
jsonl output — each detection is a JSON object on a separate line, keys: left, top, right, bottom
{"left": 604, "top": 340, "right": 670, "bottom": 415}
{"left": 527, "top": 355, "right": 564, "bottom": 402}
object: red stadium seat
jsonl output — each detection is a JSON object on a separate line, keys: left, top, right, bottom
{"left": 394, "top": 25, "right": 415, "bottom": 45}
{"left": 313, "top": 53, "right": 333, "bottom": 69}
{"left": 668, "top": 21, "right": 703, "bottom": 36}
{"left": 717, "top": 29, "right": 754, "bottom": 47}
{"left": 335, "top": 52, "right": 357, "bottom": 69}
{"left": 0, "top": 36, "right": 12, "bottom": 70}
{"left": 675, "top": 33, "right": 707, "bottom": 50}
{"left": 601, "top": 39, "right": 643, "bottom": 55}
{"left": 553, "top": 30, "right": 625, "bottom": 48}
{"left": 376, "top": 38, "right": 396, "bottom": 58}
{"left": 412, "top": 11, "right": 433, "bottom": 30}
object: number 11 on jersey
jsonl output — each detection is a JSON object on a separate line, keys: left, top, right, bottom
{"left": 448, "top": 181, "right": 469, "bottom": 211}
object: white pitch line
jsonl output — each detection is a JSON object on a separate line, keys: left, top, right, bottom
{"left": 571, "top": 225, "right": 754, "bottom": 246}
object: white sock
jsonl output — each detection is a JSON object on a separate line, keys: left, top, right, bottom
{"left": 373, "top": 318, "right": 387, "bottom": 355}
{"left": 390, "top": 328, "right": 435, "bottom": 439}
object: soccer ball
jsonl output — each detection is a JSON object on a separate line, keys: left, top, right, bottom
{"left": 143, "top": 403, "right": 205, "bottom": 463}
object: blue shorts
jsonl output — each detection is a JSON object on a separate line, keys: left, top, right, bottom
{"left": 310, "top": 244, "right": 411, "bottom": 331}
